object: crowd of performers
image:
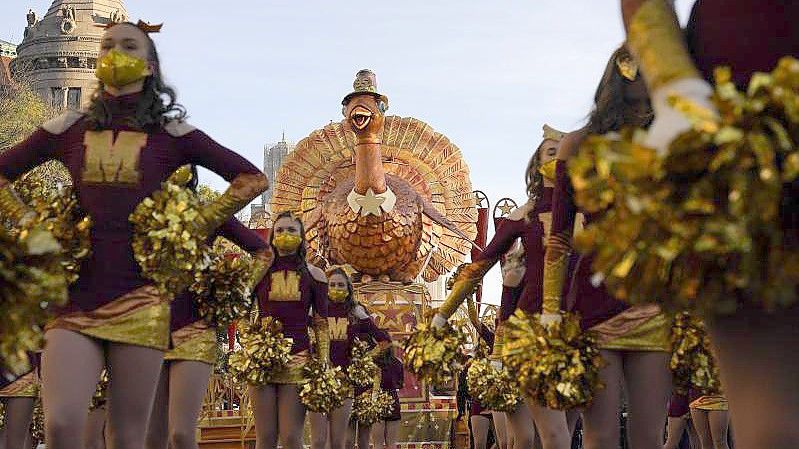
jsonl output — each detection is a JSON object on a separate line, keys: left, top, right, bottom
{"left": 1, "top": 1, "right": 799, "bottom": 449}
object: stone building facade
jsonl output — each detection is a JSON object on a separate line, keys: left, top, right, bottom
{"left": 10, "top": 0, "right": 128, "bottom": 109}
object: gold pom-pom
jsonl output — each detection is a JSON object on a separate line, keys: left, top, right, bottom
{"left": 0, "top": 225, "right": 68, "bottom": 374}
{"left": 571, "top": 57, "right": 799, "bottom": 314}
{"left": 670, "top": 312, "right": 721, "bottom": 395}
{"left": 347, "top": 338, "right": 380, "bottom": 388}
{"left": 299, "top": 357, "right": 346, "bottom": 414}
{"left": 89, "top": 369, "right": 110, "bottom": 410}
{"left": 229, "top": 317, "right": 293, "bottom": 386}
{"left": 14, "top": 176, "right": 92, "bottom": 285}
{"left": 466, "top": 358, "right": 521, "bottom": 412}
{"left": 351, "top": 388, "right": 394, "bottom": 425}
{"left": 29, "top": 398, "right": 44, "bottom": 444}
{"left": 130, "top": 167, "right": 210, "bottom": 299}
{"left": 0, "top": 400, "right": 5, "bottom": 428}
{"left": 504, "top": 310, "right": 603, "bottom": 410}
{"left": 403, "top": 317, "right": 467, "bottom": 388}
{"left": 190, "top": 253, "right": 254, "bottom": 326}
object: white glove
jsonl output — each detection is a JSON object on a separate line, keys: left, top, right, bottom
{"left": 490, "top": 359, "right": 503, "bottom": 370}
{"left": 539, "top": 313, "right": 562, "bottom": 327}
{"left": 431, "top": 313, "right": 447, "bottom": 329}
{"left": 644, "top": 77, "right": 716, "bottom": 155}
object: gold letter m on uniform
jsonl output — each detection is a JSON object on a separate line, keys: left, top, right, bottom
{"left": 82, "top": 130, "right": 147, "bottom": 185}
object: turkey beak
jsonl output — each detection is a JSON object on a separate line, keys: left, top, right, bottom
{"left": 350, "top": 106, "right": 372, "bottom": 131}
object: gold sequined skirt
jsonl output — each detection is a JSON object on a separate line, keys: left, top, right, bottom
{"left": 690, "top": 395, "right": 729, "bottom": 411}
{"left": 592, "top": 305, "right": 671, "bottom": 352}
{"left": 46, "top": 285, "right": 170, "bottom": 351}
{"left": 268, "top": 350, "right": 309, "bottom": 385}
{"left": 164, "top": 321, "right": 218, "bottom": 365}
{"left": 0, "top": 371, "right": 39, "bottom": 398}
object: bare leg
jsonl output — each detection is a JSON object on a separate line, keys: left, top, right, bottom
{"left": 707, "top": 410, "right": 730, "bottom": 449}
{"left": 310, "top": 412, "right": 329, "bottom": 449}
{"left": 691, "top": 409, "right": 713, "bottom": 449}
{"left": 624, "top": 351, "right": 671, "bottom": 449}
{"left": 687, "top": 417, "right": 700, "bottom": 449}
{"left": 329, "top": 399, "right": 353, "bottom": 449}
{"left": 145, "top": 366, "right": 169, "bottom": 449}
{"left": 371, "top": 421, "right": 387, "bottom": 449}
{"left": 471, "top": 416, "right": 491, "bottom": 449}
{"left": 507, "top": 403, "right": 536, "bottom": 449}
{"left": 582, "top": 350, "right": 623, "bottom": 449}
{"left": 491, "top": 412, "right": 509, "bottom": 449}
{"left": 346, "top": 421, "right": 357, "bottom": 449}
{"left": 250, "top": 385, "right": 278, "bottom": 449}
{"left": 663, "top": 416, "right": 688, "bottom": 449}
{"left": 708, "top": 305, "right": 799, "bottom": 449}
{"left": 167, "top": 360, "right": 212, "bottom": 449}
{"left": 2, "top": 397, "right": 34, "bottom": 449}
{"left": 105, "top": 342, "right": 165, "bottom": 449}
{"left": 41, "top": 329, "right": 104, "bottom": 449}
{"left": 357, "top": 422, "right": 372, "bottom": 449}
{"left": 85, "top": 406, "right": 108, "bottom": 449}
{"left": 527, "top": 401, "right": 570, "bottom": 449}
{"left": 276, "top": 384, "right": 306, "bottom": 449}
{"left": 384, "top": 420, "right": 399, "bottom": 449}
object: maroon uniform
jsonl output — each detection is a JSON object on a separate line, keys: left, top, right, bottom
{"left": 0, "top": 92, "right": 263, "bottom": 318}
{"left": 550, "top": 161, "right": 629, "bottom": 330}
{"left": 378, "top": 355, "right": 404, "bottom": 422}
{"left": 170, "top": 219, "right": 269, "bottom": 333}
{"left": 256, "top": 254, "right": 328, "bottom": 355}
{"left": 668, "top": 392, "right": 690, "bottom": 418}
{"left": 685, "top": 0, "right": 799, "bottom": 89}
{"left": 327, "top": 301, "right": 391, "bottom": 369}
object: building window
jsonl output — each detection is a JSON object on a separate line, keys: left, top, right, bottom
{"left": 50, "top": 87, "right": 64, "bottom": 109}
{"left": 67, "top": 87, "right": 81, "bottom": 109}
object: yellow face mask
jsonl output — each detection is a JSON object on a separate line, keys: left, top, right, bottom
{"left": 273, "top": 232, "right": 302, "bottom": 253}
{"left": 95, "top": 49, "right": 150, "bottom": 88}
{"left": 328, "top": 288, "right": 349, "bottom": 302}
{"left": 538, "top": 159, "right": 558, "bottom": 181}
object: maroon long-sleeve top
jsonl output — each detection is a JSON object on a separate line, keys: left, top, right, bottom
{"left": 170, "top": 219, "right": 269, "bottom": 332}
{"left": 256, "top": 254, "right": 328, "bottom": 354}
{"left": 327, "top": 301, "right": 391, "bottom": 369}
{"left": 0, "top": 92, "right": 263, "bottom": 315}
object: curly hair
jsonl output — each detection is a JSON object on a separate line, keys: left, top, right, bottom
{"left": 86, "top": 23, "right": 186, "bottom": 131}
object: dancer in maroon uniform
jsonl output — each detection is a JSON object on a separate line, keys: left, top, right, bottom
{"left": 310, "top": 266, "right": 391, "bottom": 449}
{"left": 620, "top": 2, "right": 799, "bottom": 448}
{"left": 0, "top": 21, "right": 267, "bottom": 449}
{"left": 146, "top": 214, "right": 271, "bottom": 449}
{"left": 435, "top": 125, "right": 577, "bottom": 449}
{"left": 542, "top": 47, "right": 672, "bottom": 449}
{"left": 663, "top": 392, "right": 698, "bottom": 449}
{"left": 0, "top": 353, "right": 39, "bottom": 449}
{"left": 251, "top": 212, "right": 329, "bottom": 449}
{"left": 371, "top": 350, "right": 404, "bottom": 449}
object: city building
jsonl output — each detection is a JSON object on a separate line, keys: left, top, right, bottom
{"left": 261, "top": 134, "right": 294, "bottom": 208}
{"left": 0, "top": 40, "right": 16, "bottom": 89}
{"left": 10, "top": 0, "right": 128, "bottom": 109}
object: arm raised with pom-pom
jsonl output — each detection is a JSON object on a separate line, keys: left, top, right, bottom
{"left": 621, "top": 0, "right": 716, "bottom": 153}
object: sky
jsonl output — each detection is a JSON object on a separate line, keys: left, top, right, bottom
{"left": 1, "top": 0, "right": 694, "bottom": 306}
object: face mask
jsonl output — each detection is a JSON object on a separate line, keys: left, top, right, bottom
{"left": 273, "top": 232, "right": 302, "bottom": 253}
{"left": 95, "top": 48, "right": 150, "bottom": 88}
{"left": 538, "top": 159, "right": 558, "bottom": 181}
{"left": 328, "top": 288, "right": 349, "bottom": 302}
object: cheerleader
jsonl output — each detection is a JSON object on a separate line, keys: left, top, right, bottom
{"left": 309, "top": 266, "right": 391, "bottom": 449}
{"left": 371, "top": 349, "right": 404, "bottom": 449}
{"left": 0, "top": 353, "right": 39, "bottom": 449}
{"left": 251, "top": 212, "right": 329, "bottom": 449}
{"left": 0, "top": 20, "right": 267, "bottom": 449}
{"left": 541, "top": 47, "right": 671, "bottom": 449}
{"left": 433, "top": 125, "right": 574, "bottom": 449}
{"left": 663, "top": 392, "right": 698, "bottom": 449}
{"left": 619, "top": 1, "right": 799, "bottom": 447}
{"left": 145, "top": 215, "right": 271, "bottom": 449}
{"left": 689, "top": 392, "right": 730, "bottom": 449}
{"left": 463, "top": 316, "right": 496, "bottom": 449}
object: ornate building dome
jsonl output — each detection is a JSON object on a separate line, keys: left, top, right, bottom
{"left": 10, "top": 0, "right": 128, "bottom": 109}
